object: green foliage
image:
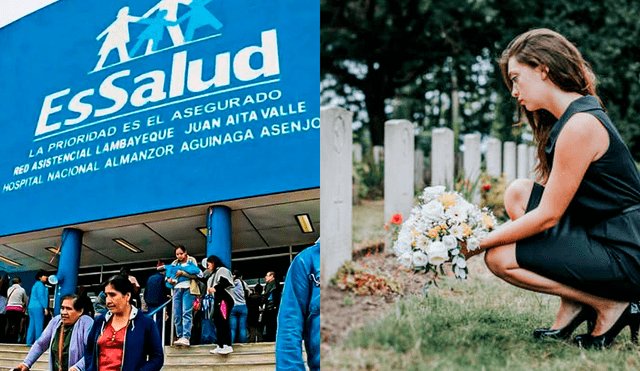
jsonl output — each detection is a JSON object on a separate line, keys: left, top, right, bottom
{"left": 324, "top": 0, "right": 640, "bottom": 160}
{"left": 479, "top": 173, "right": 510, "bottom": 223}
{"left": 447, "top": 170, "right": 482, "bottom": 203}
{"left": 321, "top": 0, "right": 500, "bottom": 146}
{"left": 353, "top": 160, "right": 384, "bottom": 200}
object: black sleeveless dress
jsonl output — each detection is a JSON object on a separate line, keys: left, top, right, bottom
{"left": 515, "top": 95, "right": 640, "bottom": 301}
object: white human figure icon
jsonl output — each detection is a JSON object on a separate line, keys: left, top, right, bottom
{"left": 142, "top": 0, "right": 193, "bottom": 49}
{"left": 93, "top": 7, "right": 141, "bottom": 72}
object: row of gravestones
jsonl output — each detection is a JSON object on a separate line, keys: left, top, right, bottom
{"left": 353, "top": 128, "right": 537, "bottom": 192}
{"left": 319, "top": 107, "right": 537, "bottom": 285}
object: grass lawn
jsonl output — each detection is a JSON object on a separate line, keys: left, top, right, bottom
{"left": 324, "top": 199, "right": 640, "bottom": 371}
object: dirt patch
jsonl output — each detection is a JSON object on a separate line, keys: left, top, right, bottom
{"left": 321, "top": 249, "right": 434, "bottom": 348}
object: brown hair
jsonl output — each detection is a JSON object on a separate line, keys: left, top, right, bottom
{"left": 499, "top": 28, "right": 601, "bottom": 181}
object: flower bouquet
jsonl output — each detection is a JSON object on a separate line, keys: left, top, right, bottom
{"left": 393, "top": 186, "right": 498, "bottom": 281}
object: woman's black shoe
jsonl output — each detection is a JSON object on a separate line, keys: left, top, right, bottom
{"left": 533, "top": 305, "right": 596, "bottom": 340}
{"left": 573, "top": 303, "right": 640, "bottom": 349}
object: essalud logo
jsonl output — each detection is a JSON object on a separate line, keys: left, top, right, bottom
{"left": 35, "top": 0, "right": 281, "bottom": 138}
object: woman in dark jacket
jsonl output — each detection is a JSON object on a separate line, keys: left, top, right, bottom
{"left": 84, "top": 275, "right": 163, "bottom": 371}
{"left": 205, "top": 255, "right": 235, "bottom": 355}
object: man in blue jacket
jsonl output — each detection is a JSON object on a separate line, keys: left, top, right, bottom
{"left": 275, "top": 240, "right": 320, "bottom": 371}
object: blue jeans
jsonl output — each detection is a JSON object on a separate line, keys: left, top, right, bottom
{"left": 230, "top": 304, "right": 248, "bottom": 343}
{"left": 201, "top": 317, "right": 217, "bottom": 344}
{"left": 172, "top": 288, "right": 194, "bottom": 339}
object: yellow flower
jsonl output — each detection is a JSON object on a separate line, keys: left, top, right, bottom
{"left": 427, "top": 229, "right": 438, "bottom": 239}
{"left": 461, "top": 223, "right": 473, "bottom": 237}
{"left": 438, "top": 193, "right": 457, "bottom": 209}
{"left": 482, "top": 213, "right": 494, "bottom": 229}
{"left": 440, "top": 223, "right": 448, "bottom": 230}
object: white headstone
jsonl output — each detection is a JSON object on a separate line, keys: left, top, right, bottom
{"left": 463, "top": 133, "right": 481, "bottom": 182}
{"left": 352, "top": 142, "right": 363, "bottom": 163}
{"left": 384, "top": 120, "right": 415, "bottom": 237}
{"left": 320, "top": 107, "right": 353, "bottom": 285}
{"left": 431, "top": 127, "right": 454, "bottom": 188}
{"left": 528, "top": 145, "right": 537, "bottom": 180}
{"left": 503, "top": 141, "right": 516, "bottom": 182}
{"left": 463, "top": 133, "right": 481, "bottom": 203}
{"left": 517, "top": 143, "right": 529, "bottom": 179}
{"left": 373, "top": 145, "right": 384, "bottom": 165}
{"left": 414, "top": 149, "right": 425, "bottom": 191}
{"left": 486, "top": 137, "right": 502, "bottom": 178}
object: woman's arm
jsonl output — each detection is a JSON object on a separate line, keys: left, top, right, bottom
{"left": 69, "top": 316, "right": 95, "bottom": 371}
{"left": 22, "top": 317, "right": 57, "bottom": 367}
{"left": 480, "top": 112, "right": 608, "bottom": 249}
{"left": 275, "top": 253, "right": 312, "bottom": 370}
{"left": 37, "top": 283, "right": 48, "bottom": 310}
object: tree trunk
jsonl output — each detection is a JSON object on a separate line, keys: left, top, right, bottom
{"left": 364, "top": 68, "right": 389, "bottom": 147}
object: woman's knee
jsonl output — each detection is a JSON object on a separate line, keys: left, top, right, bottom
{"left": 504, "top": 178, "right": 534, "bottom": 220}
{"left": 484, "top": 245, "right": 517, "bottom": 278}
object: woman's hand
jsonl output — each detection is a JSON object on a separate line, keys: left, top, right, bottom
{"left": 208, "top": 287, "right": 215, "bottom": 294}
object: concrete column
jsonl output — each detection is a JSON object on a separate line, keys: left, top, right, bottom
{"left": 486, "top": 137, "right": 502, "bottom": 178}
{"left": 528, "top": 146, "right": 537, "bottom": 180}
{"left": 414, "top": 149, "right": 425, "bottom": 191}
{"left": 431, "top": 127, "right": 454, "bottom": 188}
{"left": 54, "top": 228, "right": 83, "bottom": 315}
{"left": 373, "top": 145, "right": 384, "bottom": 165}
{"left": 503, "top": 141, "right": 516, "bottom": 182}
{"left": 320, "top": 107, "right": 353, "bottom": 285}
{"left": 206, "top": 205, "right": 232, "bottom": 270}
{"left": 384, "top": 120, "right": 414, "bottom": 227}
{"left": 353, "top": 142, "right": 363, "bottom": 163}
{"left": 517, "top": 143, "right": 529, "bottom": 179}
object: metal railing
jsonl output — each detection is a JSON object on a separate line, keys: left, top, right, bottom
{"left": 147, "top": 298, "right": 173, "bottom": 348}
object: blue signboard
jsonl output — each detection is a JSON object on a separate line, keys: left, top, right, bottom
{"left": 0, "top": 0, "right": 319, "bottom": 236}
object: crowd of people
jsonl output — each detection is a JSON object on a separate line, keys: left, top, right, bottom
{"left": 2, "top": 240, "right": 320, "bottom": 371}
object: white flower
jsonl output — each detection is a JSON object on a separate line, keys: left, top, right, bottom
{"left": 415, "top": 235, "right": 430, "bottom": 252}
{"left": 442, "top": 235, "right": 458, "bottom": 251}
{"left": 421, "top": 186, "right": 446, "bottom": 201}
{"left": 466, "top": 237, "right": 480, "bottom": 251}
{"left": 445, "top": 204, "right": 469, "bottom": 223}
{"left": 457, "top": 198, "right": 473, "bottom": 212}
{"left": 412, "top": 251, "right": 429, "bottom": 267}
{"left": 393, "top": 239, "right": 411, "bottom": 255}
{"left": 427, "top": 241, "right": 449, "bottom": 266}
{"left": 450, "top": 248, "right": 460, "bottom": 255}
{"left": 445, "top": 205, "right": 468, "bottom": 224}
{"left": 398, "top": 252, "right": 413, "bottom": 267}
{"left": 454, "top": 265, "right": 467, "bottom": 279}
{"left": 453, "top": 256, "right": 467, "bottom": 269}
{"left": 450, "top": 225, "right": 464, "bottom": 239}
{"left": 421, "top": 200, "right": 444, "bottom": 221}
